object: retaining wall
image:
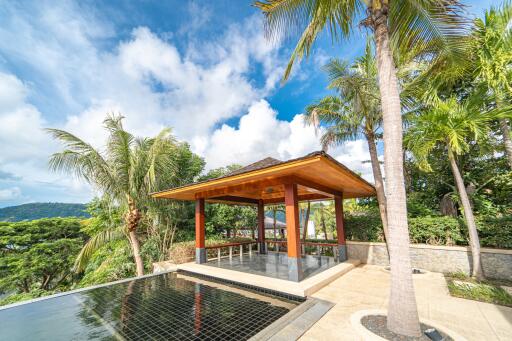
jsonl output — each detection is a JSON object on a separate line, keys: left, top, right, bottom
{"left": 347, "top": 241, "right": 512, "bottom": 280}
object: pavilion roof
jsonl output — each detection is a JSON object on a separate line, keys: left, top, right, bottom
{"left": 152, "top": 151, "right": 375, "bottom": 204}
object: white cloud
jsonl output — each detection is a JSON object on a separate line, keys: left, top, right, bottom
{"left": 329, "top": 140, "right": 376, "bottom": 182}
{"left": 198, "top": 99, "right": 376, "bottom": 185}
{"left": 0, "top": 73, "right": 52, "bottom": 163}
{"left": 0, "top": 187, "right": 21, "bottom": 201}
{"left": 0, "top": 2, "right": 378, "bottom": 207}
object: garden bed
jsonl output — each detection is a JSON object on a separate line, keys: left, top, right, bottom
{"left": 445, "top": 272, "right": 512, "bottom": 307}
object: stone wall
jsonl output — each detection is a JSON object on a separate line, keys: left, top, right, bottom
{"left": 347, "top": 241, "right": 512, "bottom": 280}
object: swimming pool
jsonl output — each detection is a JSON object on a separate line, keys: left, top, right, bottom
{"left": 0, "top": 271, "right": 300, "bottom": 340}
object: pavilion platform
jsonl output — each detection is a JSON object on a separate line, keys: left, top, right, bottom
{"left": 177, "top": 255, "right": 360, "bottom": 297}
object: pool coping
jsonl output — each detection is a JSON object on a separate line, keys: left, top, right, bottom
{"left": 250, "top": 298, "right": 335, "bottom": 341}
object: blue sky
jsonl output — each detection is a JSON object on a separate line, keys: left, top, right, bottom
{"left": 0, "top": 0, "right": 500, "bottom": 207}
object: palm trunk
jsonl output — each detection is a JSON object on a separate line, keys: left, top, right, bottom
{"left": 372, "top": 7, "right": 421, "bottom": 337}
{"left": 126, "top": 196, "right": 144, "bottom": 277}
{"left": 302, "top": 201, "right": 310, "bottom": 241}
{"left": 366, "top": 131, "right": 390, "bottom": 249}
{"left": 321, "top": 211, "right": 328, "bottom": 240}
{"left": 448, "top": 151, "right": 484, "bottom": 279}
{"left": 129, "top": 229, "right": 144, "bottom": 277}
{"left": 499, "top": 118, "right": 512, "bottom": 169}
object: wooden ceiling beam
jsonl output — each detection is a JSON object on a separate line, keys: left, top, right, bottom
{"left": 206, "top": 195, "right": 259, "bottom": 205}
{"left": 262, "top": 193, "right": 330, "bottom": 204}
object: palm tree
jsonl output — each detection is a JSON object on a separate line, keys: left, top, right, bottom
{"left": 304, "top": 39, "right": 390, "bottom": 250}
{"left": 312, "top": 201, "right": 333, "bottom": 240}
{"left": 406, "top": 94, "right": 512, "bottom": 279}
{"left": 47, "top": 114, "right": 179, "bottom": 276}
{"left": 472, "top": 1, "right": 512, "bottom": 168}
{"left": 300, "top": 201, "right": 311, "bottom": 240}
{"left": 255, "top": 0, "right": 467, "bottom": 336}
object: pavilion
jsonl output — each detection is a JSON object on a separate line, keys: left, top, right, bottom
{"left": 153, "top": 151, "right": 375, "bottom": 282}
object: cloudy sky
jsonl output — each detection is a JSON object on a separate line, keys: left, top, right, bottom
{"left": 0, "top": 0, "right": 498, "bottom": 207}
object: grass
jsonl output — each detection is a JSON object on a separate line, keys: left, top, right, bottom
{"left": 445, "top": 271, "right": 512, "bottom": 307}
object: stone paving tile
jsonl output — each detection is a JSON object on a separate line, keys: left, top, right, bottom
{"left": 299, "top": 265, "right": 512, "bottom": 341}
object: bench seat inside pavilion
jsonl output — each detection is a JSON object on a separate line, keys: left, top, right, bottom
{"left": 153, "top": 151, "right": 375, "bottom": 290}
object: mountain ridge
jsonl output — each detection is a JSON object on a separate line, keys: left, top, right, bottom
{"left": 0, "top": 202, "right": 90, "bottom": 222}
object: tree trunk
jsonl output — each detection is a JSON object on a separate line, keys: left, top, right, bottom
{"left": 321, "top": 210, "right": 328, "bottom": 241}
{"left": 372, "top": 8, "right": 421, "bottom": 337}
{"left": 273, "top": 209, "right": 277, "bottom": 239}
{"left": 126, "top": 196, "right": 144, "bottom": 277}
{"left": 448, "top": 151, "right": 484, "bottom": 279}
{"left": 302, "top": 201, "right": 311, "bottom": 241}
{"left": 499, "top": 118, "right": 512, "bottom": 169}
{"left": 129, "top": 229, "right": 144, "bottom": 277}
{"left": 366, "top": 131, "right": 390, "bottom": 248}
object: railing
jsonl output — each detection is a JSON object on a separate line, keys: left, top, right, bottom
{"left": 205, "top": 241, "right": 257, "bottom": 261}
{"left": 201, "top": 239, "right": 340, "bottom": 261}
{"left": 264, "top": 239, "right": 339, "bottom": 257}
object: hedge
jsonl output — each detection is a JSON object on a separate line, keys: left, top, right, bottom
{"left": 345, "top": 213, "right": 512, "bottom": 249}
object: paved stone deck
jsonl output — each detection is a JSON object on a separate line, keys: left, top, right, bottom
{"left": 300, "top": 265, "right": 512, "bottom": 341}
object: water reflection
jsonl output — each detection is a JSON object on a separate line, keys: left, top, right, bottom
{"left": 0, "top": 272, "right": 297, "bottom": 341}
{"left": 207, "top": 252, "right": 340, "bottom": 282}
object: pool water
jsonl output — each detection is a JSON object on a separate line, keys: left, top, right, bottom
{"left": 0, "top": 272, "right": 299, "bottom": 340}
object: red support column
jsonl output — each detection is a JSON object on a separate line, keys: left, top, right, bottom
{"left": 195, "top": 198, "right": 206, "bottom": 263}
{"left": 257, "top": 200, "right": 267, "bottom": 254}
{"left": 334, "top": 194, "right": 347, "bottom": 261}
{"left": 285, "top": 183, "right": 302, "bottom": 281}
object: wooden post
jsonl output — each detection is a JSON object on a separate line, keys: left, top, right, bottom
{"left": 257, "top": 200, "right": 267, "bottom": 254}
{"left": 195, "top": 198, "right": 206, "bottom": 263}
{"left": 334, "top": 194, "right": 347, "bottom": 261}
{"left": 285, "top": 183, "right": 302, "bottom": 281}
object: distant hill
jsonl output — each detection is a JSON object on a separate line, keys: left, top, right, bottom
{"left": 0, "top": 203, "right": 90, "bottom": 222}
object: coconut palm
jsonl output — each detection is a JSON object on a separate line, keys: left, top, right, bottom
{"left": 47, "top": 114, "right": 179, "bottom": 276}
{"left": 304, "top": 39, "right": 390, "bottom": 250}
{"left": 255, "top": 0, "right": 467, "bottom": 335}
{"left": 472, "top": 1, "right": 512, "bottom": 168}
{"left": 312, "top": 201, "right": 333, "bottom": 240}
{"left": 406, "top": 94, "right": 512, "bottom": 279}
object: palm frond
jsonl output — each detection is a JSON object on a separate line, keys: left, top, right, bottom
{"left": 46, "top": 128, "right": 117, "bottom": 193}
{"left": 255, "top": 0, "right": 362, "bottom": 82}
{"left": 74, "top": 226, "right": 125, "bottom": 273}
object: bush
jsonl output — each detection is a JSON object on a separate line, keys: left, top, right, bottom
{"left": 344, "top": 211, "right": 512, "bottom": 249}
{"left": 345, "top": 213, "right": 385, "bottom": 242}
{"left": 168, "top": 237, "right": 254, "bottom": 264}
{"left": 408, "top": 216, "right": 465, "bottom": 245}
{"left": 477, "top": 216, "right": 512, "bottom": 249}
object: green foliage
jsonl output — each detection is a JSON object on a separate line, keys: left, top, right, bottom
{"left": 477, "top": 216, "right": 512, "bottom": 249}
{"left": 0, "top": 202, "right": 89, "bottom": 222}
{"left": 408, "top": 216, "right": 465, "bottom": 246}
{"left": 345, "top": 212, "right": 384, "bottom": 242}
{"left": 77, "top": 239, "right": 134, "bottom": 288}
{"left": 0, "top": 218, "right": 84, "bottom": 300}
{"left": 206, "top": 204, "right": 257, "bottom": 237}
{"left": 344, "top": 210, "right": 511, "bottom": 248}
